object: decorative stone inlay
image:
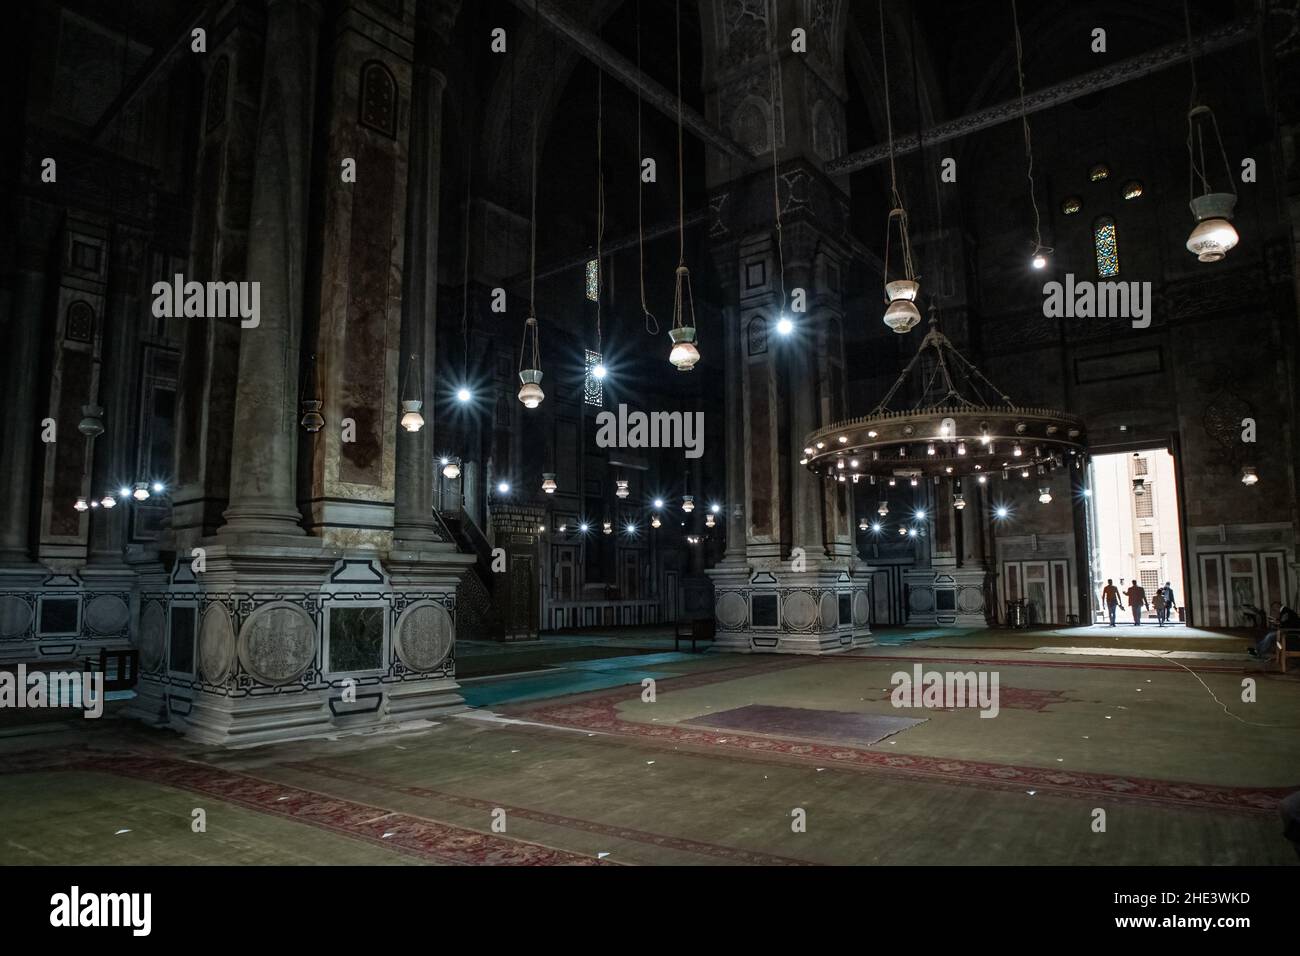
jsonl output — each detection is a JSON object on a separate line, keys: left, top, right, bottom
{"left": 909, "top": 588, "right": 936, "bottom": 613}
{"left": 0, "top": 596, "right": 33, "bottom": 638}
{"left": 853, "top": 589, "right": 870, "bottom": 626}
{"left": 238, "top": 602, "right": 316, "bottom": 686}
{"left": 394, "top": 602, "right": 453, "bottom": 672}
{"left": 820, "top": 592, "right": 838, "bottom": 629}
{"left": 199, "top": 603, "right": 236, "bottom": 682}
{"left": 84, "top": 594, "right": 129, "bottom": 634}
{"left": 783, "top": 591, "right": 818, "bottom": 630}
{"left": 958, "top": 587, "right": 985, "bottom": 613}
{"left": 716, "top": 592, "right": 747, "bottom": 629}
{"left": 139, "top": 601, "right": 166, "bottom": 671}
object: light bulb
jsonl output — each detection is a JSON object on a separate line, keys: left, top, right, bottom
{"left": 456, "top": 387, "right": 472, "bottom": 403}
{"left": 710, "top": 503, "right": 721, "bottom": 513}
{"left": 653, "top": 498, "right": 664, "bottom": 509}
{"left": 996, "top": 506, "right": 1010, "bottom": 519}
{"left": 776, "top": 316, "right": 793, "bottom": 336}
{"left": 74, "top": 497, "right": 89, "bottom": 512}
{"left": 1032, "top": 253, "right": 1048, "bottom": 270}
{"left": 593, "top": 364, "right": 607, "bottom": 379}
{"left": 442, "top": 459, "right": 461, "bottom": 479}
{"left": 497, "top": 481, "right": 510, "bottom": 494}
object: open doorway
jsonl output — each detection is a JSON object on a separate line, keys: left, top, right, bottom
{"left": 1088, "top": 447, "right": 1186, "bottom": 625}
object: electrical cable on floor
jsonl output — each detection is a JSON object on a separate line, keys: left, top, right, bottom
{"left": 1136, "top": 647, "right": 1296, "bottom": 728}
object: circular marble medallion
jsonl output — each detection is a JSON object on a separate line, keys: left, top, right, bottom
{"left": 139, "top": 601, "right": 166, "bottom": 671}
{"left": 238, "top": 602, "right": 316, "bottom": 685}
{"left": 853, "top": 590, "right": 870, "bottom": 626}
{"left": 85, "top": 594, "right": 130, "bottom": 634}
{"left": 0, "top": 596, "right": 33, "bottom": 638}
{"left": 958, "top": 587, "right": 985, "bottom": 613}
{"left": 783, "top": 591, "right": 817, "bottom": 630}
{"left": 394, "top": 602, "right": 453, "bottom": 672}
{"left": 909, "top": 588, "right": 935, "bottom": 613}
{"left": 715, "top": 592, "right": 747, "bottom": 629}
{"left": 820, "top": 592, "right": 838, "bottom": 628}
{"left": 199, "top": 603, "right": 236, "bottom": 682}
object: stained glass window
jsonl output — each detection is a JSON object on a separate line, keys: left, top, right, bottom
{"left": 585, "top": 259, "right": 598, "bottom": 301}
{"left": 584, "top": 349, "right": 603, "bottom": 406}
{"left": 1061, "top": 196, "right": 1081, "bottom": 215}
{"left": 1122, "top": 180, "right": 1143, "bottom": 200}
{"left": 1093, "top": 216, "right": 1119, "bottom": 277}
{"left": 1089, "top": 163, "right": 1110, "bottom": 182}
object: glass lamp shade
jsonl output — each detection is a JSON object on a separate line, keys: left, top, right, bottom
{"left": 602, "top": 521, "right": 613, "bottom": 535}
{"left": 100, "top": 495, "right": 117, "bottom": 509}
{"left": 953, "top": 494, "right": 966, "bottom": 511}
{"left": 78, "top": 404, "right": 105, "bottom": 438}
{"left": 884, "top": 279, "right": 920, "bottom": 302}
{"left": 668, "top": 327, "right": 700, "bottom": 371}
{"left": 300, "top": 400, "right": 325, "bottom": 432}
{"left": 883, "top": 299, "right": 921, "bottom": 334}
{"left": 442, "top": 459, "right": 461, "bottom": 480}
{"left": 399, "top": 400, "right": 425, "bottom": 432}
{"left": 1038, "top": 487, "right": 1053, "bottom": 504}
{"left": 858, "top": 518, "right": 869, "bottom": 531}
{"left": 705, "top": 513, "right": 715, "bottom": 528}
{"left": 877, "top": 501, "right": 889, "bottom": 516}
{"left": 615, "top": 479, "right": 629, "bottom": 499}
{"left": 542, "top": 473, "right": 558, "bottom": 494}
{"left": 651, "top": 515, "right": 661, "bottom": 529}
{"left": 1186, "top": 193, "right": 1238, "bottom": 262}
{"left": 682, "top": 495, "right": 694, "bottom": 513}
{"left": 1240, "top": 466, "right": 1259, "bottom": 485}
{"left": 132, "top": 483, "right": 150, "bottom": 501}
{"left": 517, "top": 369, "right": 545, "bottom": 408}
{"left": 74, "top": 497, "right": 89, "bottom": 512}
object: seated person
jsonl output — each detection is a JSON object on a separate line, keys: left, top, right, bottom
{"left": 1248, "top": 604, "right": 1300, "bottom": 661}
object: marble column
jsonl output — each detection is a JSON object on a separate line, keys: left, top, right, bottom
{"left": 0, "top": 264, "right": 45, "bottom": 565}
{"left": 218, "top": 0, "right": 319, "bottom": 539}
{"left": 392, "top": 52, "right": 449, "bottom": 547}
{"left": 720, "top": 299, "right": 746, "bottom": 563}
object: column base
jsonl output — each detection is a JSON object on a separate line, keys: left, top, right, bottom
{"left": 706, "top": 561, "right": 873, "bottom": 654}
{"left": 131, "top": 541, "right": 474, "bottom": 746}
{"left": 902, "top": 566, "right": 992, "bottom": 627}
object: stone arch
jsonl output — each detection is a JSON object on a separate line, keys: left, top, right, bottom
{"left": 359, "top": 59, "right": 398, "bottom": 138}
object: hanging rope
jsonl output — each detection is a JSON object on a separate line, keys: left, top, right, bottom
{"left": 596, "top": 68, "right": 605, "bottom": 354}
{"left": 767, "top": 5, "right": 786, "bottom": 314}
{"left": 635, "top": 0, "right": 658, "bottom": 335}
{"left": 674, "top": 0, "right": 685, "bottom": 267}
{"left": 878, "top": 0, "right": 916, "bottom": 288}
{"left": 1011, "top": 0, "right": 1046, "bottom": 258}
{"left": 528, "top": 1, "right": 539, "bottom": 317}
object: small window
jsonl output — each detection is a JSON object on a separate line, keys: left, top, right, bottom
{"left": 1139, "top": 532, "right": 1154, "bottom": 555}
{"left": 1133, "top": 457, "right": 1148, "bottom": 476}
{"left": 1134, "top": 493, "right": 1153, "bottom": 518}
{"left": 1140, "top": 570, "right": 1159, "bottom": 590}
{"left": 1094, "top": 216, "right": 1119, "bottom": 277}
{"left": 1089, "top": 163, "right": 1110, "bottom": 182}
{"left": 1122, "top": 180, "right": 1143, "bottom": 200}
{"left": 1061, "top": 196, "right": 1082, "bottom": 215}
{"left": 585, "top": 259, "right": 599, "bottom": 302}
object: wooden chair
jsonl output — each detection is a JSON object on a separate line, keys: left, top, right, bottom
{"left": 1276, "top": 628, "right": 1300, "bottom": 674}
{"left": 674, "top": 617, "right": 715, "bottom": 653}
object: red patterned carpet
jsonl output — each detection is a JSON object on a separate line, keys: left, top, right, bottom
{"left": 3, "top": 748, "right": 607, "bottom": 866}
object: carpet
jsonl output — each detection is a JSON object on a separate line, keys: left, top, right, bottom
{"left": 683, "top": 703, "right": 925, "bottom": 746}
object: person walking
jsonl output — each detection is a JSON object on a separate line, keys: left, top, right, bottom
{"left": 1125, "top": 579, "right": 1148, "bottom": 625}
{"left": 1152, "top": 590, "right": 1166, "bottom": 627}
{"left": 1100, "top": 579, "right": 1123, "bottom": 627}
{"left": 1159, "top": 582, "right": 1176, "bottom": 624}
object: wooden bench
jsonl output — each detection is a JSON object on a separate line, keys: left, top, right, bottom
{"left": 674, "top": 617, "right": 715, "bottom": 653}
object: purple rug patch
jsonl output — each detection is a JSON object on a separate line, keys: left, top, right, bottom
{"left": 683, "top": 704, "right": 925, "bottom": 746}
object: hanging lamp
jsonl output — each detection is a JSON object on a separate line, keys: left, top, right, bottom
{"left": 399, "top": 353, "right": 425, "bottom": 432}
{"left": 1011, "top": 0, "right": 1053, "bottom": 271}
{"left": 666, "top": 0, "right": 701, "bottom": 369}
{"left": 877, "top": 0, "right": 921, "bottom": 334}
{"left": 682, "top": 495, "right": 694, "bottom": 513}
{"left": 542, "top": 472, "right": 558, "bottom": 494}
{"left": 1181, "top": 3, "right": 1239, "bottom": 263}
{"left": 517, "top": 317, "right": 545, "bottom": 408}
{"left": 615, "top": 479, "right": 630, "bottom": 499}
